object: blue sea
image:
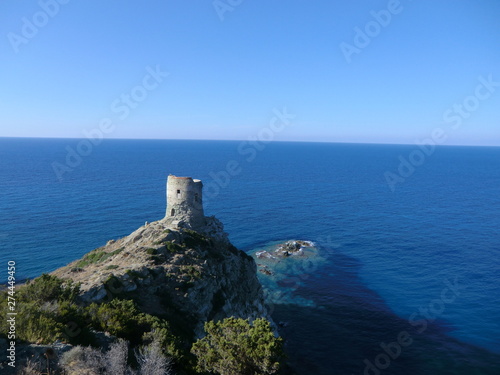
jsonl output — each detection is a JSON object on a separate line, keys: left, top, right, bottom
{"left": 1, "top": 138, "right": 499, "bottom": 374}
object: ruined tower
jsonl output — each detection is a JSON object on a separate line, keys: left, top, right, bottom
{"left": 165, "top": 175, "right": 205, "bottom": 229}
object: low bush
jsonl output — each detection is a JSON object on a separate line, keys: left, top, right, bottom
{"left": 165, "top": 241, "right": 184, "bottom": 254}
{"left": 146, "top": 248, "right": 158, "bottom": 255}
{"left": 192, "top": 317, "right": 283, "bottom": 375}
{"left": 18, "top": 274, "right": 80, "bottom": 304}
{"left": 76, "top": 247, "right": 124, "bottom": 268}
{"left": 86, "top": 299, "right": 179, "bottom": 358}
{"left": 183, "top": 230, "right": 209, "bottom": 249}
{"left": 0, "top": 275, "right": 94, "bottom": 345}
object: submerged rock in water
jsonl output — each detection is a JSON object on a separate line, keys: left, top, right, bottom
{"left": 255, "top": 240, "right": 313, "bottom": 260}
{"left": 256, "top": 250, "right": 276, "bottom": 259}
{"left": 258, "top": 265, "right": 273, "bottom": 276}
{"left": 251, "top": 239, "right": 322, "bottom": 309}
{"left": 274, "top": 240, "right": 313, "bottom": 257}
{"left": 254, "top": 240, "right": 316, "bottom": 277}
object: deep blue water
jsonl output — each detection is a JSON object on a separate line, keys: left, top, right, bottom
{"left": 1, "top": 138, "right": 499, "bottom": 374}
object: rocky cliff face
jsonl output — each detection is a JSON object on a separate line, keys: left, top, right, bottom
{"left": 52, "top": 216, "right": 270, "bottom": 338}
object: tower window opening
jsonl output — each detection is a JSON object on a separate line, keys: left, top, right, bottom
{"left": 176, "top": 189, "right": 181, "bottom": 198}
{"left": 171, "top": 208, "right": 175, "bottom": 217}
{"left": 194, "top": 193, "right": 199, "bottom": 202}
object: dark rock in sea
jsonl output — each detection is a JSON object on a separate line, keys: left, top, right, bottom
{"left": 258, "top": 265, "right": 273, "bottom": 276}
{"left": 274, "top": 240, "right": 313, "bottom": 258}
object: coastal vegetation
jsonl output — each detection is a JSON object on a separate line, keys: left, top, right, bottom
{"left": 191, "top": 317, "right": 283, "bottom": 375}
{"left": 0, "top": 198, "right": 283, "bottom": 374}
{"left": 75, "top": 247, "right": 124, "bottom": 268}
{"left": 20, "top": 337, "right": 172, "bottom": 375}
{"left": 1, "top": 272, "right": 282, "bottom": 374}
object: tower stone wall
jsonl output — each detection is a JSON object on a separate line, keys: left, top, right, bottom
{"left": 165, "top": 175, "right": 205, "bottom": 229}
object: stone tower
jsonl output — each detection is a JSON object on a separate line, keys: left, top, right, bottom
{"left": 165, "top": 175, "right": 205, "bottom": 229}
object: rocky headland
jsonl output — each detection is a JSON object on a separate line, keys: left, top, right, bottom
{"left": 52, "top": 216, "right": 270, "bottom": 339}
{"left": 0, "top": 175, "right": 281, "bottom": 374}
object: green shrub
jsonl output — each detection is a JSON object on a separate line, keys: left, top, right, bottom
{"left": 15, "top": 303, "right": 64, "bottom": 344}
{"left": 55, "top": 300, "right": 95, "bottom": 346}
{"left": 146, "top": 248, "right": 157, "bottom": 255}
{"left": 18, "top": 274, "right": 80, "bottom": 304}
{"left": 165, "top": 241, "right": 184, "bottom": 254}
{"left": 103, "top": 275, "right": 126, "bottom": 298}
{"left": 76, "top": 247, "right": 124, "bottom": 268}
{"left": 87, "top": 299, "right": 140, "bottom": 340}
{"left": 86, "top": 299, "right": 178, "bottom": 352}
{"left": 191, "top": 317, "right": 283, "bottom": 375}
{"left": 142, "top": 319, "right": 181, "bottom": 360}
{"left": 150, "top": 254, "right": 166, "bottom": 265}
{"left": 183, "top": 230, "right": 208, "bottom": 248}
{"left": 0, "top": 274, "right": 183, "bottom": 361}
{"left": 0, "top": 275, "right": 96, "bottom": 346}
{"left": 181, "top": 265, "right": 201, "bottom": 281}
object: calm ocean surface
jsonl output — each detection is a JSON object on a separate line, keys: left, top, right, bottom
{"left": 1, "top": 138, "right": 499, "bottom": 374}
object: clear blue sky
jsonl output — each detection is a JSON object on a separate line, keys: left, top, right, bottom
{"left": 1, "top": 0, "right": 499, "bottom": 145}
